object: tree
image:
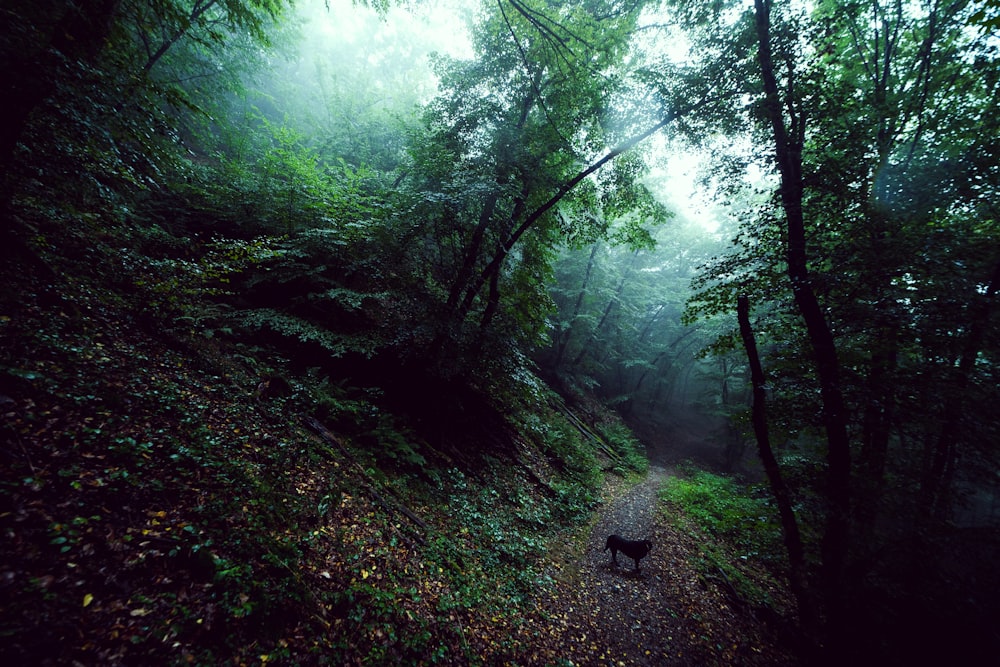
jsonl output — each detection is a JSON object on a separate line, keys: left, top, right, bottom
{"left": 119, "top": 0, "right": 285, "bottom": 75}
{"left": 402, "top": 0, "right": 672, "bottom": 374}
{"left": 751, "top": 0, "right": 852, "bottom": 647}
{"left": 738, "top": 294, "right": 814, "bottom": 633}
{"left": 677, "top": 0, "right": 1000, "bottom": 659}
{"left": 542, "top": 215, "right": 719, "bottom": 428}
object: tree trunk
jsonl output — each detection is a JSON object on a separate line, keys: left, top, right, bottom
{"left": 738, "top": 295, "right": 815, "bottom": 635}
{"left": 571, "top": 252, "right": 638, "bottom": 368}
{"left": 474, "top": 180, "right": 531, "bottom": 333}
{"left": 140, "top": 0, "right": 219, "bottom": 74}
{"left": 447, "top": 192, "right": 500, "bottom": 310}
{"left": 753, "top": 0, "right": 852, "bottom": 651}
{"left": 856, "top": 325, "right": 896, "bottom": 539}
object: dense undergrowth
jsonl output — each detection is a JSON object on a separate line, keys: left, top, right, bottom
{"left": 0, "top": 216, "right": 648, "bottom": 664}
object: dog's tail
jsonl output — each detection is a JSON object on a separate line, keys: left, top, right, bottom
{"left": 603, "top": 535, "right": 613, "bottom": 551}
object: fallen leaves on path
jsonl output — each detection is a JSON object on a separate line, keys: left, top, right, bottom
{"left": 509, "top": 468, "right": 799, "bottom": 665}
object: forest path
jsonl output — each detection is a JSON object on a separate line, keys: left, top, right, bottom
{"left": 526, "top": 461, "right": 796, "bottom": 665}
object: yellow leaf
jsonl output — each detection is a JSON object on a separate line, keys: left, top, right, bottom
{"left": 83, "top": 594, "right": 94, "bottom": 608}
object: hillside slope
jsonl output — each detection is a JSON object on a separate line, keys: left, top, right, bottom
{"left": 0, "top": 238, "right": 655, "bottom": 664}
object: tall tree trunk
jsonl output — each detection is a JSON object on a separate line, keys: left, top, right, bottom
{"left": 856, "top": 325, "right": 896, "bottom": 539}
{"left": 753, "top": 0, "right": 852, "bottom": 651}
{"left": 450, "top": 75, "right": 539, "bottom": 318}
{"left": 475, "top": 180, "right": 531, "bottom": 333}
{"left": 738, "top": 295, "right": 815, "bottom": 635}
{"left": 447, "top": 192, "right": 501, "bottom": 310}
{"left": 635, "top": 303, "right": 666, "bottom": 344}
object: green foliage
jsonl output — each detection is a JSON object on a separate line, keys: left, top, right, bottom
{"left": 662, "top": 469, "right": 784, "bottom": 566}
{"left": 676, "top": 0, "right": 1000, "bottom": 536}
{"left": 369, "top": 415, "right": 428, "bottom": 469}
{"left": 596, "top": 421, "right": 649, "bottom": 476}
{"left": 0, "top": 290, "right": 326, "bottom": 660}
{"left": 661, "top": 468, "right": 788, "bottom": 609}
{"left": 4, "top": 0, "right": 998, "bottom": 662}
{"left": 396, "top": 0, "right": 668, "bottom": 375}
{"left": 210, "top": 228, "right": 412, "bottom": 364}
{"left": 128, "top": 236, "right": 284, "bottom": 319}
{"left": 541, "top": 219, "right": 719, "bottom": 424}
{"left": 260, "top": 1, "right": 429, "bottom": 174}
{"left": 236, "top": 307, "right": 381, "bottom": 357}
{"left": 534, "top": 418, "right": 601, "bottom": 488}
{"left": 165, "top": 117, "right": 384, "bottom": 239}
{"left": 308, "top": 373, "right": 379, "bottom": 428}
{"left": 550, "top": 480, "right": 599, "bottom": 524}
{"left": 2, "top": 0, "right": 666, "bottom": 663}
{"left": 440, "top": 475, "right": 541, "bottom": 574}
{"left": 969, "top": 0, "right": 1000, "bottom": 32}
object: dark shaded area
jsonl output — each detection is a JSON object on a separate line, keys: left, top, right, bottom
{"left": 629, "top": 407, "right": 743, "bottom": 473}
{"left": 848, "top": 527, "right": 1000, "bottom": 666}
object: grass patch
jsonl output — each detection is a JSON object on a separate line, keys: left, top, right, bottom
{"left": 660, "top": 467, "right": 788, "bottom": 610}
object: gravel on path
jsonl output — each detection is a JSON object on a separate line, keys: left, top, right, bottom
{"left": 524, "top": 464, "right": 798, "bottom": 666}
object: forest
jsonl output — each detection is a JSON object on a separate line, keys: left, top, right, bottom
{"left": 1, "top": 0, "right": 999, "bottom": 664}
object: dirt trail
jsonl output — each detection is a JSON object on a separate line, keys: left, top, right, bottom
{"left": 531, "top": 461, "right": 797, "bottom": 666}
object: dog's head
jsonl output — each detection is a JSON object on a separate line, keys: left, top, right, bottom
{"left": 640, "top": 540, "right": 652, "bottom": 556}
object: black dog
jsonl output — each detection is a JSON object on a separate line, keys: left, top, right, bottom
{"left": 604, "top": 534, "right": 652, "bottom": 571}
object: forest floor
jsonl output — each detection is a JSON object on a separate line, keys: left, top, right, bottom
{"left": 513, "top": 429, "right": 802, "bottom": 665}
{"left": 0, "top": 247, "right": 800, "bottom": 665}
